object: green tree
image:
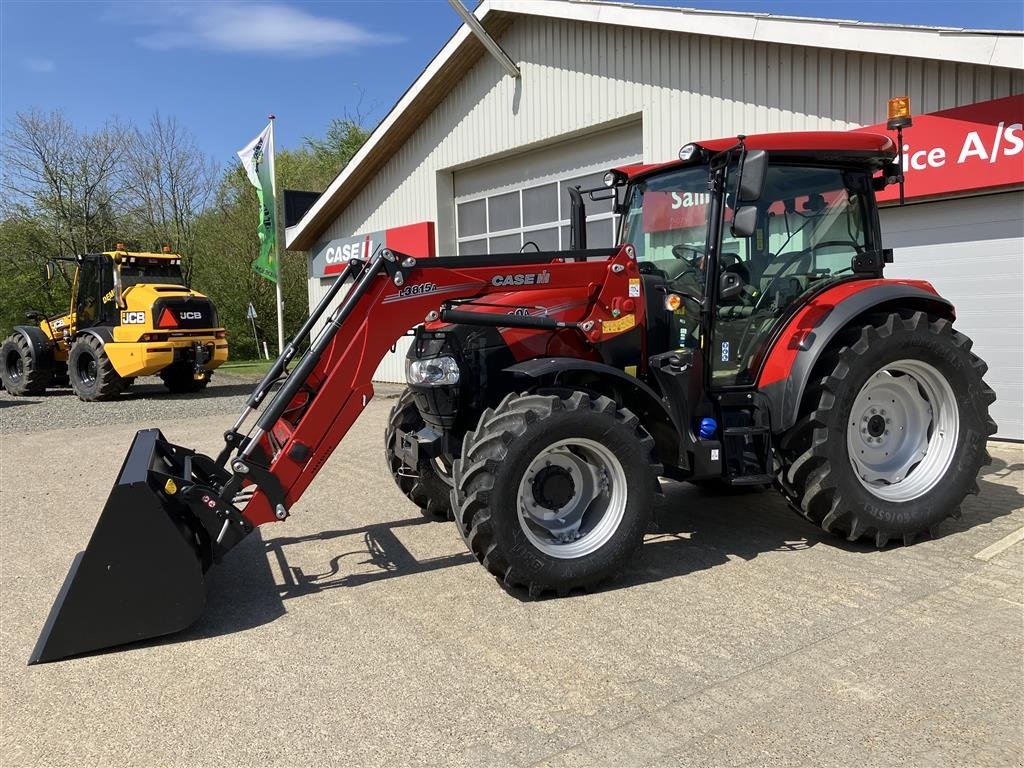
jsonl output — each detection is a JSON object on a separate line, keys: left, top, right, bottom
{"left": 1, "top": 109, "right": 369, "bottom": 358}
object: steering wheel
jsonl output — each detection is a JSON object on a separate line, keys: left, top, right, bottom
{"left": 735, "top": 240, "right": 863, "bottom": 356}
{"left": 668, "top": 244, "right": 705, "bottom": 282}
{"left": 668, "top": 245, "right": 747, "bottom": 285}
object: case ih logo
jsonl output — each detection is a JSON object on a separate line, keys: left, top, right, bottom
{"left": 491, "top": 271, "right": 551, "bottom": 287}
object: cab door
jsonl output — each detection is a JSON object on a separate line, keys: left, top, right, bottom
{"left": 73, "top": 257, "right": 117, "bottom": 329}
{"left": 709, "top": 164, "right": 876, "bottom": 388}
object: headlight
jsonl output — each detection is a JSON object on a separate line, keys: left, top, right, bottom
{"left": 604, "top": 169, "right": 626, "bottom": 187}
{"left": 406, "top": 356, "right": 460, "bottom": 386}
{"left": 678, "top": 143, "right": 698, "bottom": 161}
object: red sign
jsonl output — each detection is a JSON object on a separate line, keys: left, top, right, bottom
{"left": 157, "top": 308, "right": 178, "bottom": 328}
{"left": 856, "top": 94, "right": 1024, "bottom": 203}
{"left": 311, "top": 221, "right": 435, "bottom": 278}
{"left": 643, "top": 191, "right": 736, "bottom": 234}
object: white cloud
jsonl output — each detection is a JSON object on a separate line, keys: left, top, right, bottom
{"left": 117, "top": 2, "right": 401, "bottom": 56}
{"left": 23, "top": 57, "right": 56, "bottom": 73}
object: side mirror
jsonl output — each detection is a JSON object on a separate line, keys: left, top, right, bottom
{"left": 719, "top": 271, "right": 743, "bottom": 301}
{"left": 44, "top": 261, "right": 55, "bottom": 281}
{"left": 737, "top": 149, "right": 767, "bottom": 202}
{"left": 731, "top": 205, "right": 758, "bottom": 238}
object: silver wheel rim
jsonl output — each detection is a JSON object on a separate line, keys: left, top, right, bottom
{"left": 846, "top": 359, "right": 959, "bottom": 502}
{"left": 516, "top": 437, "right": 627, "bottom": 559}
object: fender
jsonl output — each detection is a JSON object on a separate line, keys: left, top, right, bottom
{"left": 12, "top": 325, "right": 56, "bottom": 371}
{"left": 76, "top": 327, "right": 115, "bottom": 346}
{"left": 505, "top": 357, "right": 684, "bottom": 467}
{"left": 758, "top": 279, "right": 954, "bottom": 433}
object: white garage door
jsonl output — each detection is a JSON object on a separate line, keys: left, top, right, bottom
{"left": 881, "top": 191, "right": 1024, "bottom": 440}
{"left": 453, "top": 122, "right": 642, "bottom": 255}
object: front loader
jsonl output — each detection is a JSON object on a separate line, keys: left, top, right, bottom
{"left": 31, "top": 127, "right": 996, "bottom": 663}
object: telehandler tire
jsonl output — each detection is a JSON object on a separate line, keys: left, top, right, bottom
{"left": 779, "top": 310, "right": 996, "bottom": 547}
{"left": 68, "top": 335, "right": 126, "bottom": 401}
{"left": 160, "top": 363, "right": 210, "bottom": 394}
{"left": 384, "top": 388, "right": 453, "bottom": 519}
{"left": 1, "top": 333, "right": 51, "bottom": 396}
{"left": 452, "top": 391, "right": 661, "bottom": 597}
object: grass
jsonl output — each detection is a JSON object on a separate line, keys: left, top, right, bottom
{"left": 218, "top": 358, "right": 275, "bottom": 378}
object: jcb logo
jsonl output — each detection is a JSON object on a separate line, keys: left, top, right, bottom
{"left": 180, "top": 311, "right": 203, "bottom": 320}
{"left": 121, "top": 311, "right": 146, "bottom": 324}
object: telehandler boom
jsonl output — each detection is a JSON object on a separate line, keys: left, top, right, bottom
{"left": 31, "top": 130, "right": 995, "bottom": 663}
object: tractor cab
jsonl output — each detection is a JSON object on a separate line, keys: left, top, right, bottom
{"left": 47, "top": 248, "right": 189, "bottom": 332}
{"left": 610, "top": 133, "right": 894, "bottom": 389}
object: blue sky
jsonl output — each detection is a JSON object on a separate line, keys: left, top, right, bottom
{"left": 3, "top": 0, "right": 1022, "bottom": 171}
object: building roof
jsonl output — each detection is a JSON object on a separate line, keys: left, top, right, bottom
{"left": 287, "top": 0, "right": 1024, "bottom": 250}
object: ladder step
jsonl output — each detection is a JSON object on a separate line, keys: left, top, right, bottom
{"left": 727, "top": 474, "right": 774, "bottom": 486}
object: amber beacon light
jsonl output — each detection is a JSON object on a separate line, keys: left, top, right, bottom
{"left": 887, "top": 96, "right": 913, "bottom": 130}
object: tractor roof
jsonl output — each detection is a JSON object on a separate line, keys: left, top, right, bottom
{"left": 100, "top": 250, "right": 182, "bottom": 261}
{"left": 617, "top": 131, "right": 897, "bottom": 182}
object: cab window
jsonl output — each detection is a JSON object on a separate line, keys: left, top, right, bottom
{"left": 710, "top": 164, "right": 874, "bottom": 386}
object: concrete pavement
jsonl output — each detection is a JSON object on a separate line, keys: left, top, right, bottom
{"left": 1, "top": 396, "right": 1021, "bottom": 767}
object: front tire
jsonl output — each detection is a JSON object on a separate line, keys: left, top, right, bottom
{"left": 384, "top": 388, "right": 454, "bottom": 519}
{"left": 452, "top": 391, "right": 661, "bottom": 596}
{"left": 779, "top": 311, "right": 996, "bottom": 546}
{"left": 68, "top": 335, "right": 125, "bottom": 401}
{"left": 1, "top": 333, "right": 51, "bottom": 395}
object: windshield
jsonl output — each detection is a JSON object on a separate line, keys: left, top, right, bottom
{"left": 619, "top": 165, "right": 746, "bottom": 293}
{"left": 621, "top": 166, "right": 711, "bottom": 277}
{"left": 119, "top": 260, "right": 185, "bottom": 288}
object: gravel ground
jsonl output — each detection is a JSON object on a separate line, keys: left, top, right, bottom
{"left": 1, "top": 394, "right": 1022, "bottom": 767}
{"left": 0, "top": 373, "right": 405, "bottom": 434}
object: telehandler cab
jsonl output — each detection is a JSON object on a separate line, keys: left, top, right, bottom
{"left": 1, "top": 248, "right": 227, "bottom": 401}
{"left": 31, "top": 129, "right": 996, "bottom": 663}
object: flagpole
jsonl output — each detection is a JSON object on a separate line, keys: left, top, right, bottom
{"left": 269, "top": 114, "right": 284, "bottom": 355}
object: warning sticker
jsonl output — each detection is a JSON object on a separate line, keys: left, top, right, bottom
{"left": 602, "top": 313, "right": 636, "bottom": 334}
{"left": 628, "top": 278, "right": 641, "bottom": 298}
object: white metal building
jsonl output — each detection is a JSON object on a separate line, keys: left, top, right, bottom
{"left": 287, "top": 0, "right": 1024, "bottom": 439}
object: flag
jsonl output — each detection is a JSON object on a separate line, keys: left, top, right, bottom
{"left": 237, "top": 123, "right": 278, "bottom": 283}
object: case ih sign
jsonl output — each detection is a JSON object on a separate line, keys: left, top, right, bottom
{"left": 858, "top": 94, "right": 1024, "bottom": 204}
{"left": 310, "top": 221, "right": 435, "bottom": 278}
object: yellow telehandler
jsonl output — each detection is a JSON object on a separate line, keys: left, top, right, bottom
{"left": 1, "top": 247, "right": 228, "bottom": 401}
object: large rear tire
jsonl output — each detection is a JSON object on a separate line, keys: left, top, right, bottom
{"left": 384, "top": 388, "right": 454, "bottom": 519}
{"left": 68, "top": 335, "right": 125, "bottom": 401}
{"left": 779, "top": 311, "right": 996, "bottom": 546}
{"left": 452, "top": 391, "right": 661, "bottom": 597}
{"left": 1, "top": 333, "right": 51, "bottom": 395}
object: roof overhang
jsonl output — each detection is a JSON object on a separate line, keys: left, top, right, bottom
{"left": 287, "top": 0, "right": 1023, "bottom": 251}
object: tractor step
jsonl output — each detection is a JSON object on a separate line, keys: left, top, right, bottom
{"left": 726, "top": 474, "right": 774, "bottom": 486}
{"left": 722, "top": 425, "right": 773, "bottom": 482}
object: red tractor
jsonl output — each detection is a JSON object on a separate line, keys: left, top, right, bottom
{"left": 31, "top": 129, "right": 996, "bottom": 663}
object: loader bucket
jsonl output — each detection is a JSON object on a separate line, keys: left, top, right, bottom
{"left": 29, "top": 429, "right": 207, "bottom": 664}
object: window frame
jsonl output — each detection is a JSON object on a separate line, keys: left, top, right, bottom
{"left": 454, "top": 161, "right": 634, "bottom": 255}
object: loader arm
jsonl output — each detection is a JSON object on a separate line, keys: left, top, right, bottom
{"left": 30, "top": 244, "right": 645, "bottom": 664}
{"left": 224, "top": 246, "right": 645, "bottom": 528}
